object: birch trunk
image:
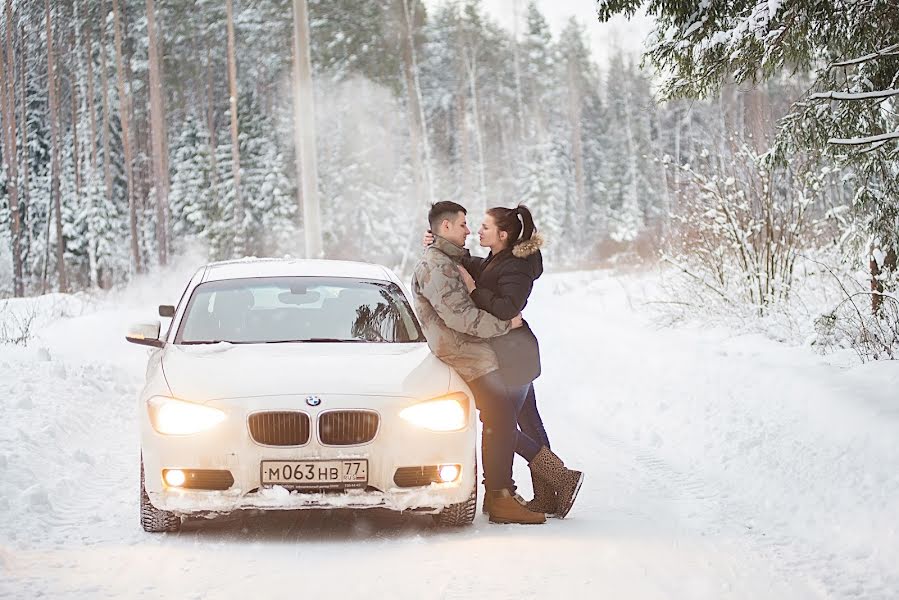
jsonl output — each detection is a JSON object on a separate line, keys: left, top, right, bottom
{"left": 19, "top": 24, "right": 30, "bottom": 284}
{"left": 292, "top": 0, "right": 322, "bottom": 258}
{"left": 111, "top": 0, "right": 141, "bottom": 273}
{"left": 82, "top": 4, "right": 99, "bottom": 287}
{"left": 463, "top": 49, "right": 487, "bottom": 214}
{"left": 2, "top": 0, "right": 22, "bottom": 295}
{"left": 398, "top": 0, "right": 433, "bottom": 206}
{"left": 511, "top": 0, "right": 524, "bottom": 143}
{"left": 226, "top": 0, "right": 244, "bottom": 257}
{"left": 205, "top": 40, "right": 219, "bottom": 202}
{"left": 567, "top": 58, "right": 586, "bottom": 225}
{"left": 71, "top": 56, "right": 81, "bottom": 201}
{"left": 45, "top": 0, "right": 67, "bottom": 292}
{"left": 146, "top": 0, "right": 168, "bottom": 265}
{"left": 455, "top": 92, "right": 470, "bottom": 201}
{"left": 99, "top": 0, "right": 113, "bottom": 211}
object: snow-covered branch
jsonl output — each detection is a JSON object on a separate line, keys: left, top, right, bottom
{"left": 832, "top": 43, "right": 899, "bottom": 68}
{"left": 810, "top": 88, "right": 899, "bottom": 101}
{"left": 828, "top": 130, "right": 899, "bottom": 146}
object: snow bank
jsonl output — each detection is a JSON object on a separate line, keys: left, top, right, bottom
{"left": 1, "top": 265, "right": 896, "bottom": 599}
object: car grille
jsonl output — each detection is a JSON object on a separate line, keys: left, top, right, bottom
{"left": 318, "top": 410, "right": 379, "bottom": 445}
{"left": 248, "top": 411, "right": 311, "bottom": 446}
{"left": 393, "top": 466, "right": 441, "bottom": 488}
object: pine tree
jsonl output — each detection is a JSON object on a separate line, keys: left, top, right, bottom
{"left": 598, "top": 0, "right": 899, "bottom": 307}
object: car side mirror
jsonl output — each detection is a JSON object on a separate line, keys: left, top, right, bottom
{"left": 158, "top": 305, "right": 175, "bottom": 318}
{"left": 126, "top": 321, "right": 164, "bottom": 348}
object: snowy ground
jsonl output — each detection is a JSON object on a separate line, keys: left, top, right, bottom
{"left": 1, "top": 266, "right": 897, "bottom": 599}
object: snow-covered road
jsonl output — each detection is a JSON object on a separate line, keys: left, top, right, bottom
{"left": 1, "top": 270, "right": 897, "bottom": 599}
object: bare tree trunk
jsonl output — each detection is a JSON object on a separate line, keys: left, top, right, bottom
{"left": 99, "top": 0, "right": 113, "bottom": 212}
{"left": 871, "top": 246, "right": 898, "bottom": 314}
{"left": 111, "top": 0, "right": 142, "bottom": 274}
{"left": 462, "top": 49, "right": 487, "bottom": 214}
{"left": 654, "top": 108, "right": 671, "bottom": 230}
{"left": 204, "top": 40, "right": 219, "bottom": 200}
{"left": 511, "top": 0, "right": 524, "bottom": 143}
{"left": 225, "top": 0, "right": 244, "bottom": 257}
{"left": 567, "top": 58, "right": 586, "bottom": 226}
{"left": 1, "top": 0, "right": 23, "bottom": 296}
{"left": 623, "top": 90, "right": 640, "bottom": 224}
{"left": 292, "top": 0, "right": 322, "bottom": 258}
{"left": 80, "top": 2, "right": 99, "bottom": 287}
{"left": 146, "top": 0, "right": 168, "bottom": 265}
{"left": 398, "top": 0, "right": 433, "bottom": 206}
{"left": 744, "top": 84, "right": 770, "bottom": 154}
{"left": 398, "top": 0, "right": 425, "bottom": 206}
{"left": 71, "top": 57, "right": 82, "bottom": 201}
{"left": 19, "top": 23, "right": 30, "bottom": 285}
{"left": 455, "top": 92, "right": 470, "bottom": 200}
{"left": 85, "top": 22, "right": 97, "bottom": 171}
{"left": 205, "top": 39, "right": 219, "bottom": 200}
{"left": 45, "top": 0, "right": 67, "bottom": 292}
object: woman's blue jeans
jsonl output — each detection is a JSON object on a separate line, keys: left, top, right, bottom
{"left": 518, "top": 383, "right": 550, "bottom": 453}
{"left": 468, "top": 372, "right": 541, "bottom": 491}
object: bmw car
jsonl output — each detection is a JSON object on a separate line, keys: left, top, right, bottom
{"left": 127, "top": 258, "right": 477, "bottom": 532}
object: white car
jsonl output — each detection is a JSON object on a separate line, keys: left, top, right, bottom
{"left": 128, "top": 258, "right": 477, "bottom": 532}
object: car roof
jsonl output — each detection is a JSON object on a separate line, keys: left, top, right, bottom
{"left": 201, "top": 258, "right": 395, "bottom": 283}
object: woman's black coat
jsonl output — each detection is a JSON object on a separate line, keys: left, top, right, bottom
{"left": 461, "top": 234, "right": 544, "bottom": 386}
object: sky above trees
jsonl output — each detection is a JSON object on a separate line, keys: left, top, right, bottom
{"left": 425, "top": 0, "right": 654, "bottom": 67}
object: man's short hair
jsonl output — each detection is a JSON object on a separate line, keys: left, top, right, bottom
{"left": 428, "top": 201, "right": 467, "bottom": 231}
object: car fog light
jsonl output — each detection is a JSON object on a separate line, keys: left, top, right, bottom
{"left": 164, "top": 469, "right": 186, "bottom": 487}
{"left": 439, "top": 464, "right": 461, "bottom": 482}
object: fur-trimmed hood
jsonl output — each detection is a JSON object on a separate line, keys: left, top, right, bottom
{"left": 512, "top": 232, "right": 544, "bottom": 258}
{"left": 510, "top": 232, "right": 544, "bottom": 281}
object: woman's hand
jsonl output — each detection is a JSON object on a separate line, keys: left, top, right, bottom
{"left": 422, "top": 230, "right": 435, "bottom": 247}
{"left": 457, "top": 265, "right": 476, "bottom": 293}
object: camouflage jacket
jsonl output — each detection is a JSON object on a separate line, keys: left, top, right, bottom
{"left": 411, "top": 235, "right": 511, "bottom": 382}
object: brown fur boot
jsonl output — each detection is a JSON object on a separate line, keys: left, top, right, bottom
{"left": 525, "top": 470, "right": 558, "bottom": 515}
{"left": 528, "top": 446, "right": 583, "bottom": 518}
{"left": 485, "top": 489, "right": 546, "bottom": 524}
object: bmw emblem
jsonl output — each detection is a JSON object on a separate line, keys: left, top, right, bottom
{"left": 305, "top": 396, "right": 322, "bottom": 407}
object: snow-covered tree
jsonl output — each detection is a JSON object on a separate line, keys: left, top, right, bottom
{"left": 597, "top": 0, "right": 899, "bottom": 309}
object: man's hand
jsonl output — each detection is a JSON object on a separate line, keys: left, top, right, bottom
{"left": 457, "top": 265, "right": 476, "bottom": 293}
{"left": 510, "top": 314, "right": 523, "bottom": 329}
{"left": 422, "top": 230, "right": 435, "bottom": 247}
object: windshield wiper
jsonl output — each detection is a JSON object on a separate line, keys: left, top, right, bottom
{"left": 180, "top": 340, "right": 254, "bottom": 345}
{"left": 263, "top": 338, "right": 366, "bottom": 343}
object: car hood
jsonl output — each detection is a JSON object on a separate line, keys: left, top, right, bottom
{"left": 161, "top": 342, "right": 451, "bottom": 402}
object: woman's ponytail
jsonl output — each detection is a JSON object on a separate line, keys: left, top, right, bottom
{"left": 516, "top": 205, "right": 536, "bottom": 244}
{"left": 486, "top": 203, "right": 538, "bottom": 248}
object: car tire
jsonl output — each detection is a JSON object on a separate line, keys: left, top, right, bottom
{"left": 140, "top": 457, "right": 181, "bottom": 533}
{"left": 433, "top": 463, "right": 477, "bottom": 527}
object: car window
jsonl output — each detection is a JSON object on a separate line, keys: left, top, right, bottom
{"left": 163, "top": 268, "right": 202, "bottom": 341}
{"left": 175, "top": 277, "right": 425, "bottom": 344}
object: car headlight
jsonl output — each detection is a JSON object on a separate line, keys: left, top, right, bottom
{"left": 399, "top": 392, "right": 468, "bottom": 432}
{"left": 147, "top": 396, "right": 226, "bottom": 435}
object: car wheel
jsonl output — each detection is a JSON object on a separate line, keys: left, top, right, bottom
{"left": 433, "top": 463, "right": 477, "bottom": 527}
{"left": 140, "top": 456, "right": 181, "bottom": 533}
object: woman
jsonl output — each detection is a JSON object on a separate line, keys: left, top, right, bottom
{"left": 427, "top": 205, "right": 583, "bottom": 517}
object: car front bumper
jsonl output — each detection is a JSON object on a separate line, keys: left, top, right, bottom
{"left": 141, "top": 393, "right": 477, "bottom": 515}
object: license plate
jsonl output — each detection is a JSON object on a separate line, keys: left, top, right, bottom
{"left": 260, "top": 460, "right": 368, "bottom": 489}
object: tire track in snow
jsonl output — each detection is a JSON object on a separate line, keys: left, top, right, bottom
{"left": 530, "top": 274, "right": 898, "bottom": 600}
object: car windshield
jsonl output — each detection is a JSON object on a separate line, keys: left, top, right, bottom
{"left": 175, "top": 277, "right": 425, "bottom": 344}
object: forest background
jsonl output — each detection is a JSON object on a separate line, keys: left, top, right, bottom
{"left": 0, "top": 0, "right": 896, "bottom": 358}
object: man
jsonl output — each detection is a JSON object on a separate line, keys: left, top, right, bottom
{"left": 411, "top": 201, "right": 545, "bottom": 524}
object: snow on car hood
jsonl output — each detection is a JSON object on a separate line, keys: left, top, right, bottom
{"left": 161, "top": 342, "right": 451, "bottom": 401}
